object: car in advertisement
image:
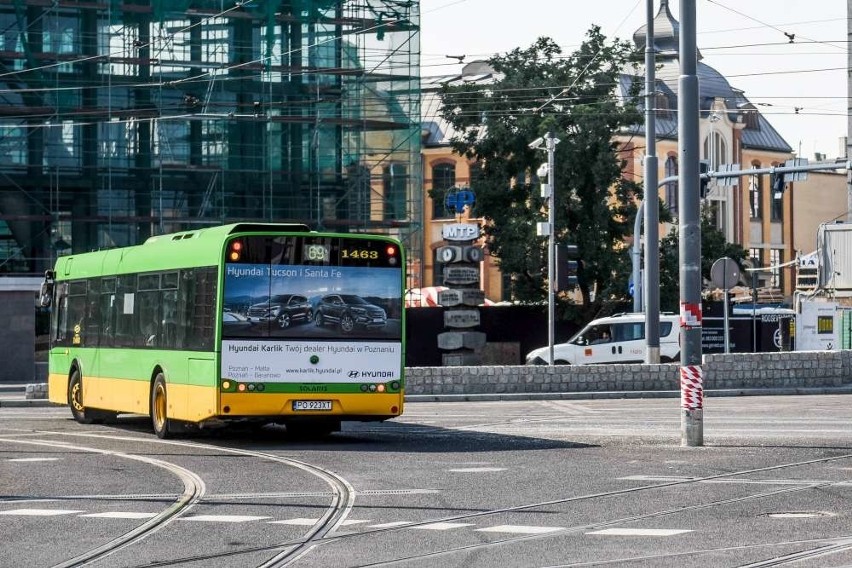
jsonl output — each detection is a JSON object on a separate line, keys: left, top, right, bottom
{"left": 246, "top": 294, "right": 312, "bottom": 328}
{"left": 314, "top": 294, "right": 387, "bottom": 333}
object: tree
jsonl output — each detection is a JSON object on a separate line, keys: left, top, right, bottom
{"left": 658, "top": 209, "right": 749, "bottom": 312}
{"left": 438, "top": 30, "right": 642, "bottom": 322}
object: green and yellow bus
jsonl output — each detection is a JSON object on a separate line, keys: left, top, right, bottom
{"left": 41, "top": 223, "right": 405, "bottom": 438}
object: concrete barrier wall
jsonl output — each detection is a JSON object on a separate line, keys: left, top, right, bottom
{"left": 405, "top": 351, "right": 852, "bottom": 396}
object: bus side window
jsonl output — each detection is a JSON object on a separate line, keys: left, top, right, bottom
{"left": 100, "top": 278, "right": 116, "bottom": 347}
{"left": 65, "top": 281, "right": 87, "bottom": 346}
{"left": 114, "top": 276, "right": 136, "bottom": 348}
{"left": 185, "top": 267, "right": 216, "bottom": 351}
{"left": 137, "top": 274, "right": 161, "bottom": 348}
{"left": 53, "top": 282, "right": 69, "bottom": 345}
{"left": 161, "top": 272, "right": 179, "bottom": 349}
{"left": 86, "top": 278, "right": 101, "bottom": 345}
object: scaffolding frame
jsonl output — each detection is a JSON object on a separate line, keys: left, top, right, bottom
{"left": 0, "top": 0, "right": 422, "bottom": 286}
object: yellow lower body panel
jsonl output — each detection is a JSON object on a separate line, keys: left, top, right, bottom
{"left": 48, "top": 373, "right": 219, "bottom": 423}
{"left": 219, "top": 392, "right": 404, "bottom": 419}
{"left": 48, "top": 373, "right": 69, "bottom": 406}
{"left": 49, "top": 371, "right": 401, "bottom": 423}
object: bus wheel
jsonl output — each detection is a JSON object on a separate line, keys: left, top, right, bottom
{"left": 278, "top": 313, "right": 291, "bottom": 328}
{"left": 68, "top": 369, "right": 94, "bottom": 425}
{"left": 151, "top": 373, "right": 174, "bottom": 439}
{"left": 339, "top": 313, "right": 355, "bottom": 333}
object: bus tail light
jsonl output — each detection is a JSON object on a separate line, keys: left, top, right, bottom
{"left": 228, "top": 240, "right": 243, "bottom": 262}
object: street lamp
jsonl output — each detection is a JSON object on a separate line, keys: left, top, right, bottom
{"left": 530, "top": 132, "right": 560, "bottom": 365}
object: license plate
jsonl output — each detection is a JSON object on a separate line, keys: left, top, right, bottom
{"left": 292, "top": 400, "right": 332, "bottom": 411}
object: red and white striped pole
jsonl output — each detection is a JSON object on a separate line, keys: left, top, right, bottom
{"left": 677, "top": 0, "right": 704, "bottom": 447}
{"left": 680, "top": 302, "right": 704, "bottom": 446}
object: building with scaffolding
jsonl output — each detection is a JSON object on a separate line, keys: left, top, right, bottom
{"left": 0, "top": 0, "right": 422, "bottom": 287}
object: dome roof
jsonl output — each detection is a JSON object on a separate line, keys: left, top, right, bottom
{"left": 632, "top": 0, "right": 689, "bottom": 59}
{"left": 624, "top": 1, "right": 792, "bottom": 152}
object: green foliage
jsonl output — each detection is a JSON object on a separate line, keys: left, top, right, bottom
{"left": 438, "top": 31, "right": 642, "bottom": 321}
{"left": 658, "top": 208, "right": 749, "bottom": 312}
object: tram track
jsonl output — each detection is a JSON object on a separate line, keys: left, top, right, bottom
{"left": 6, "top": 430, "right": 852, "bottom": 567}
{"left": 94, "top": 438, "right": 852, "bottom": 568}
{"left": 35, "top": 431, "right": 356, "bottom": 568}
{"left": 307, "top": 450, "right": 852, "bottom": 567}
{"left": 0, "top": 437, "right": 205, "bottom": 568}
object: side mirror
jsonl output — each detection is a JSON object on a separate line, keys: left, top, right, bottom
{"left": 38, "top": 281, "right": 53, "bottom": 308}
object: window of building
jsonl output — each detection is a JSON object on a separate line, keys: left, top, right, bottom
{"left": 664, "top": 155, "right": 678, "bottom": 215}
{"left": 748, "top": 248, "right": 763, "bottom": 289}
{"left": 383, "top": 163, "right": 407, "bottom": 220}
{"left": 770, "top": 249, "right": 782, "bottom": 289}
{"left": 749, "top": 170, "right": 763, "bottom": 219}
{"left": 431, "top": 163, "right": 456, "bottom": 219}
{"left": 703, "top": 129, "right": 727, "bottom": 170}
{"left": 0, "top": 121, "right": 27, "bottom": 165}
{"left": 655, "top": 92, "right": 672, "bottom": 120}
{"left": 771, "top": 174, "right": 784, "bottom": 221}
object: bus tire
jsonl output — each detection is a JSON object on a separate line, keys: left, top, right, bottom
{"left": 339, "top": 313, "right": 355, "bottom": 333}
{"left": 68, "top": 369, "right": 94, "bottom": 425}
{"left": 151, "top": 373, "right": 175, "bottom": 439}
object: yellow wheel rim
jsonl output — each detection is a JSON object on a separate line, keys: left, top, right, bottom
{"left": 153, "top": 384, "right": 167, "bottom": 431}
{"left": 70, "top": 381, "right": 84, "bottom": 412}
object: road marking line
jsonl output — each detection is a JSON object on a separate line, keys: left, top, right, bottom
{"left": 0, "top": 509, "right": 83, "bottom": 516}
{"left": 369, "top": 521, "right": 414, "bottom": 528}
{"left": 448, "top": 468, "right": 506, "bottom": 473}
{"left": 587, "top": 528, "right": 693, "bottom": 536}
{"left": 476, "top": 525, "right": 563, "bottom": 534}
{"left": 414, "top": 522, "right": 476, "bottom": 530}
{"left": 80, "top": 512, "right": 158, "bottom": 519}
{"left": 340, "top": 520, "right": 370, "bottom": 526}
{"left": 8, "top": 458, "right": 59, "bottom": 462}
{"left": 182, "top": 515, "right": 270, "bottom": 523}
{"left": 269, "top": 518, "right": 319, "bottom": 526}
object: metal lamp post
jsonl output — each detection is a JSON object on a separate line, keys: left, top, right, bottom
{"left": 530, "top": 132, "right": 560, "bottom": 365}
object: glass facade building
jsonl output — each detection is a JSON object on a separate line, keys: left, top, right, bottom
{"left": 0, "top": 0, "right": 421, "bottom": 285}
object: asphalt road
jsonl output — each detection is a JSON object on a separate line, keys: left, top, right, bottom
{"left": 3, "top": 395, "right": 852, "bottom": 567}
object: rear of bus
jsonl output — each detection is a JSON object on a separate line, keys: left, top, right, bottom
{"left": 218, "top": 232, "right": 405, "bottom": 432}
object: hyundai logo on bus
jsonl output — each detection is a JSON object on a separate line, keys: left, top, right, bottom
{"left": 444, "top": 186, "right": 475, "bottom": 215}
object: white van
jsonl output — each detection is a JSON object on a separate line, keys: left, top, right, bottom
{"left": 525, "top": 312, "right": 680, "bottom": 365}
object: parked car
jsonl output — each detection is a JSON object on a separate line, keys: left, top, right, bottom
{"left": 314, "top": 294, "right": 387, "bottom": 333}
{"left": 246, "top": 294, "right": 312, "bottom": 328}
{"left": 525, "top": 313, "right": 680, "bottom": 365}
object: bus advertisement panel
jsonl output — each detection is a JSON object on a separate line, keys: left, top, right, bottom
{"left": 221, "top": 247, "right": 403, "bottom": 385}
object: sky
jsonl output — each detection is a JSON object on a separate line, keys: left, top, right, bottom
{"left": 419, "top": 0, "right": 848, "bottom": 160}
